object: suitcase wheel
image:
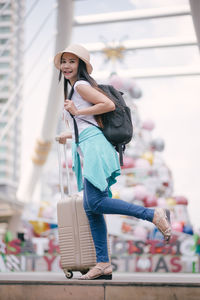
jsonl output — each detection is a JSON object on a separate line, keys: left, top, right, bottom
{"left": 65, "top": 270, "right": 73, "bottom": 279}
{"left": 81, "top": 269, "right": 89, "bottom": 275}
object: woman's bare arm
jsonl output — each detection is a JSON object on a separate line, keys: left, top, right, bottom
{"left": 64, "top": 84, "right": 115, "bottom": 116}
{"left": 58, "top": 131, "right": 72, "bottom": 144}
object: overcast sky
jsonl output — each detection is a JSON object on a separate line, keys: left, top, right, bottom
{"left": 22, "top": 0, "right": 200, "bottom": 230}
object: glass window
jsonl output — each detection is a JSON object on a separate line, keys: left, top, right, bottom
{"left": 0, "top": 110, "right": 8, "bottom": 116}
{"left": 0, "top": 39, "right": 7, "bottom": 44}
{"left": 0, "top": 15, "right": 11, "bottom": 21}
{"left": 0, "top": 122, "right": 6, "bottom": 128}
{"left": 0, "top": 146, "right": 7, "bottom": 153}
{"left": 0, "top": 171, "right": 6, "bottom": 177}
{"left": 0, "top": 3, "right": 11, "bottom": 9}
{"left": 0, "top": 27, "right": 11, "bottom": 33}
{"left": 1, "top": 86, "right": 9, "bottom": 92}
{"left": 0, "top": 62, "right": 10, "bottom": 68}
{"left": 2, "top": 50, "right": 10, "bottom": 56}
{"left": 0, "top": 159, "right": 6, "bottom": 165}
{"left": 0, "top": 75, "right": 8, "bottom": 80}
{"left": 0, "top": 98, "right": 7, "bottom": 103}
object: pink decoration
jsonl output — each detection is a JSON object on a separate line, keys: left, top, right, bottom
{"left": 137, "top": 257, "right": 151, "bottom": 270}
{"left": 109, "top": 76, "right": 142, "bottom": 98}
{"left": 122, "top": 78, "right": 133, "bottom": 90}
{"left": 174, "top": 196, "right": 188, "bottom": 206}
{"left": 142, "top": 119, "right": 155, "bottom": 131}
{"left": 120, "top": 188, "right": 135, "bottom": 202}
{"left": 135, "top": 158, "right": 151, "bottom": 170}
{"left": 157, "top": 197, "right": 166, "bottom": 208}
{"left": 63, "top": 158, "right": 73, "bottom": 169}
{"left": 109, "top": 74, "right": 124, "bottom": 90}
{"left": 144, "top": 195, "right": 158, "bottom": 207}
{"left": 42, "top": 207, "right": 54, "bottom": 219}
{"left": 68, "top": 159, "right": 72, "bottom": 168}
{"left": 133, "top": 226, "right": 148, "bottom": 240}
{"left": 121, "top": 156, "right": 135, "bottom": 169}
{"left": 172, "top": 222, "right": 183, "bottom": 232}
{"left": 133, "top": 185, "right": 148, "bottom": 201}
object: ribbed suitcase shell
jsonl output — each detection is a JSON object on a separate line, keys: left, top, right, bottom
{"left": 57, "top": 193, "right": 96, "bottom": 277}
{"left": 55, "top": 140, "right": 97, "bottom": 278}
{"left": 56, "top": 140, "right": 110, "bottom": 278}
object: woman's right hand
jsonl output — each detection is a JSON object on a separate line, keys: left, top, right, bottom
{"left": 57, "top": 132, "right": 72, "bottom": 144}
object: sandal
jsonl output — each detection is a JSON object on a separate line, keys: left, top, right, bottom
{"left": 153, "top": 208, "right": 171, "bottom": 242}
{"left": 79, "top": 264, "right": 112, "bottom": 280}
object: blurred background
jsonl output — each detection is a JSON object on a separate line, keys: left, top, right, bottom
{"left": 0, "top": 0, "right": 200, "bottom": 274}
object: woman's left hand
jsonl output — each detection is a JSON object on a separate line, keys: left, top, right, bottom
{"left": 64, "top": 99, "right": 78, "bottom": 116}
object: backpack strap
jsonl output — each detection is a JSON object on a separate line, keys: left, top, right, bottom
{"left": 68, "top": 83, "right": 101, "bottom": 144}
{"left": 67, "top": 83, "right": 124, "bottom": 166}
{"left": 116, "top": 144, "right": 125, "bottom": 166}
{"left": 68, "top": 86, "right": 80, "bottom": 144}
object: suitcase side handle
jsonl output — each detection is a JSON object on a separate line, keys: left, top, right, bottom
{"left": 55, "top": 137, "right": 72, "bottom": 199}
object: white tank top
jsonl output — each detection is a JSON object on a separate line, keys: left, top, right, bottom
{"left": 63, "top": 80, "right": 98, "bottom": 139}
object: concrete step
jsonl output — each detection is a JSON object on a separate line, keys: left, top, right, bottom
{"left": 0, "top": 272, "right": 200, "bottom": 300}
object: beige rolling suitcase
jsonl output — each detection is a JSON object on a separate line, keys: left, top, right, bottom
{"left": 55, "top": 139, "right": 96, "bottom": 279}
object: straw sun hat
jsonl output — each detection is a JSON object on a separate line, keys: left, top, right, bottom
{"left": 54, "top": 44, "right": 93, "bottom": 74}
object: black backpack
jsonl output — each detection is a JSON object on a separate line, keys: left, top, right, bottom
{"left": 69, "top": 84, "right": 133, "bottom": 166}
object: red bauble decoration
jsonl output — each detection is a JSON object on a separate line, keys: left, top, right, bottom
{"left": 63, "top": 159, "right": 73, "bottom": 169}
{"left": 121, "top": 156, "right": 135, "bottom": 169}
{"left": 174, "top": 196, "right": 188, "bottom": 206}
{"left": 172, "top": 221, "right": 183, "bottom": 232}
{"left": 142, "top": 119, "right": 155, "bottom": 131}
{"left": 144, "top": 195, "right": 158, "bottom": 207}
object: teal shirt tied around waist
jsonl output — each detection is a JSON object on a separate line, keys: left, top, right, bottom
{"left": 72, "top": 126, "right": 121, "bottom": 197}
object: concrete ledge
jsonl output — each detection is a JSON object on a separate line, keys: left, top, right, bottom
{"left": 0, "top": 273, "right": 200, "bottom": 300}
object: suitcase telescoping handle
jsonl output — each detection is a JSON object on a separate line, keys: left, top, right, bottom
{"left": 55, "top": 137, "right": 72, "bottom": 198}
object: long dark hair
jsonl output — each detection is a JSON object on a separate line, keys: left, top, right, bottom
{"left": 58, "top": 55, "right": 107, "bottom": 127}
{"left": 58, "top": 55, "right": 98, "bottom": 99}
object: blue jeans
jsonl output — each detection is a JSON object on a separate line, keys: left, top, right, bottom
{"left": 83, "top": 178, "right": 154, "bottom": 263}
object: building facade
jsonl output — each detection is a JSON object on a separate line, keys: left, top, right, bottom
{"left": 0, "top": 0, "right": 24, "bottom": 199}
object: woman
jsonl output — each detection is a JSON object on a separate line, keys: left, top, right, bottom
{"left": 54, "top": 44, "right": 171, "bottom": 280}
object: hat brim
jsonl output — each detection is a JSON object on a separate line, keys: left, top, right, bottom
{"left": 54, "top": 50, "right": 93, "bottom": 74}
